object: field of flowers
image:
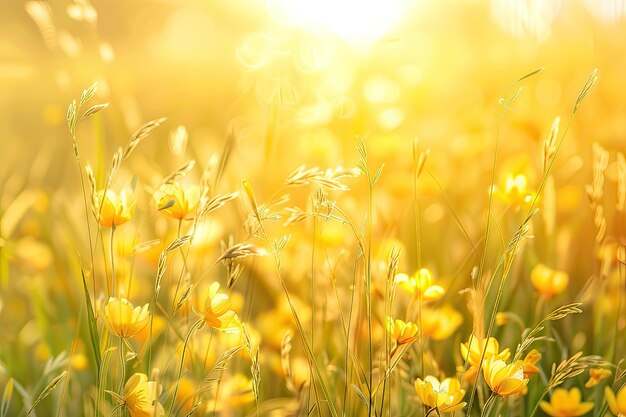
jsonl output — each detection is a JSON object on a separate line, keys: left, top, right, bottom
{"left": 1, "top": 1, "right": 625, "bottom": 416}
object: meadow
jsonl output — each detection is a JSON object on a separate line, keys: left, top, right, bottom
{"left": 0, "top": 1, "right": 625, "bottom": 416}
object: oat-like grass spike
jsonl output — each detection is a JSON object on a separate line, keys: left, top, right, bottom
{"left": 573, "top": 68, "right": 598, "bottom": 114}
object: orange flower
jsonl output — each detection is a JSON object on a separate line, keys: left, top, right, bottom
{"left": 531, "top": 264, "right": 569, "bottom": 297}
{"left": 585, "top": 368, "right": 611, "bottom": 388}
{"left": 521, "top": 349, "right": 542, "bottom": 377}
{"left": 540, "top": 388, "right": 594, "bottom": 417}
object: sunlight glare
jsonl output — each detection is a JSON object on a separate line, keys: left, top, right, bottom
{"left": 268, "top": 0, "right": 411, "bottom": 44}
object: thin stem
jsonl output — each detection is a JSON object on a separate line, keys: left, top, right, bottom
{"left": 480, "top": 393, "right": 497, "bottom": 417}
{"left": 110, "top": 224, "right": 116, "bottom": 297}
{"left": 168, "top": 319, "right": 204, "bottom": 417}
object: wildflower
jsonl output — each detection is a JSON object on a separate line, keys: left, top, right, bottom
{"left": 421, "top": 305, "right": 463, "bottom": 340}
{"left": 461, "top": 336, "right": 511, "bottom": 365}
{"left": 95, "top": 189, "right": 134, "bottom": 227}
{"left": 414, "top": 376, "right": 466, "bottom": 413}
{"left": 101, "top": 297, "right": 150, "bottom": 338}
{"left": 459, "top": 337, "right": 511, "bottom": 380}
{"left": 531, "top": 264, "right": 569, "bottom": 297}
{"left": 120, "top": 373, "right": 164, "bottom": 417}
{"left": 521, "top": 349, "right": 542, "bottom": 377}
{"left": 540, "top": 388, "right": 594, "bottom": 417}
{"left": 495, "top": 173, "right": 532, "bottom": 205}
{"left": 153, "top": 182, "right": 200, "bottom": 220}
{"left": 201, "top": 282, "right": 241, "bottom": 333}
{"left": 605, "top": 386, "right": 626, "bottom": 417}
{"left": 585, "top": 368, "right": 611, "bottom": 388}
{"left": 395, "top": 268, "right": 444, "bottom": 301}
{"left": 495, "top": 312, "right": 510, "bottom": 326}
{"left": 388, "top": 318, "right": 418, "bottom": 346}
{"left": 482, "top": 357, "right": 528, "bottom": 397}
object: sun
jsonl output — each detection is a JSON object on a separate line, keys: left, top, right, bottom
{"left": 268, "top": 0, "right": 412, "bottom": 44}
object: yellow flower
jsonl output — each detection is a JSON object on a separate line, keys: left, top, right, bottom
{"left": 153, "top": 182, "right": 200, "bottom": 220}
{"left": 122, "top": 373, "right": 164, "bottom": 417}
{"left": 95, "top": 189, "right": 134, "bottom": 228}
{"left": 585, "top": 368, "right": 611, "bottom": 388}
{"left": 421, "top": 305, "right": 463, "bottom": 340}
{"left": 495, "top": 312, "right": 510, "bottom": 326}
{"left": 521, "top": 349, "right": 542, "bottom": 377}
{"left": 101, "top": 297, "right": 150, "bottom": 338}
{"left": 459, "top": 337, "right": 511, "bottom": 380}
{"left": 531, "top": 264, "right": 569, "bottom": 297}
{"left": 201, "top": 282, "right": 241, "bottom": 333}
{"left": 461, "top": 336, "right": 511, "bottom": 366}
{"left": 540, "top": 388, "right": 594, "bottom": 417}
{"left": 395, "top": 268, "right": 444, "bottom": 301}
{"left": 387, "top": 318, "right": 418, "bottom": 346}
{"left": 495, "top": 173, "right": 532, "bottom": 206}
{"left": 605, "top": 386, "right": 626, "bottom": 417}
{"left": 482, "top": 357, "right": 528, "bottom": 397}
{"left": 415, "top": 376, "right": 466, "bottom": 413}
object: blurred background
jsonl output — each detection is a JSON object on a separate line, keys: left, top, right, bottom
{"left": 1, "top": 0, "right": 626, "bottom": 415}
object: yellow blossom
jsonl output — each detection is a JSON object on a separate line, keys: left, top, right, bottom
{"left": 495, "top": 312, "right": 510, "bottom": 326}
{"left": 605, "top": 386, "right": 626, "bottom": 417}
{"left": 153, "top": 182, "right": 200, "bottom": 219}
{"left": 421, "top": 305, "right": 463, "bottom": 340}
{"left": 482, "top": 357, "right": 528, "bottom": 397}
{"left": 585, "top": 368, "right": 611, "bottom": 388}
{"left": 100, "top": 297, "right": 150, "bottom": 338}
{"left": 531, "top": 264, "right": 569, "bottom": 297}
{"left": 121, "top": 373, "right": 164, "bottom": 417}
{"left": 395, "top": 268, "right": 444, "bottom": 301}
{"left": 495, "top": 173, "right": 532, "bottom": 205}
{"left": 95, "top": 189, "right": 134, "bottom": 228}
{"left": 540, "top": 388, "right": 594, "bottom": 417}
{"left": 459, "top": 336, "right": 511, "bottom": 380}
{"left": 521, "top": 349, "right": 542, "bottom": 377}
{"left": 387, "top": 318, "right": 418, "bottom": 346}
{"left": 201, "top": 282, "right": 241, "bottom": 333}
{"left": 414, "top": 376, "right": 466, "bottom": 413}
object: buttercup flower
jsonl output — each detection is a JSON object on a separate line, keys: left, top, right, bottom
{"left": 414, "top": 376, "right": 466, "bottom": 413}
{"left": 95, "top": 189, "right": 134, "bottom": 228}
{"left": 387, "top": 318, "right": 418, "bottom": 346}
{"left": 121, "top": 373, "right": 164, "bottom": 417}
{"left": 153, "top": 181, "right": 200, "bottom": 219}
{"left": 540, "top": 388, "right": 594, "bottom": 417}
{"left": 201, "top": 282, "right": 241, "bottom": 333}
{"left": 495, "top": 173, "right": 532, "bottom": 205}
{"left": 521, "top": 349, "right": 542, "bottom": 377}
{"left": 482, "top": 357, "right": 528, "bottom": 397}
{"left": 605, "top": 386, "right": 626, "bottom": 417}
{"left": 461, "top": 336, "right": 511, "bottom": 365}
{"left": 531, "top": 263, "right": 569, "bottom": 297}
{"left": 101, "top": 297, "right": 150, "bottom": 338}
{"left": 421, "top": 305, "right": 463, "bottom": 340}
{"left": 395, "top": 268, "right": 444, "bottom": 301}
{"left": 459, "top": 336, "right": 511, "bottom": 380}
{"left": 585, "top": 368, "right": 611, "bottom": 388}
